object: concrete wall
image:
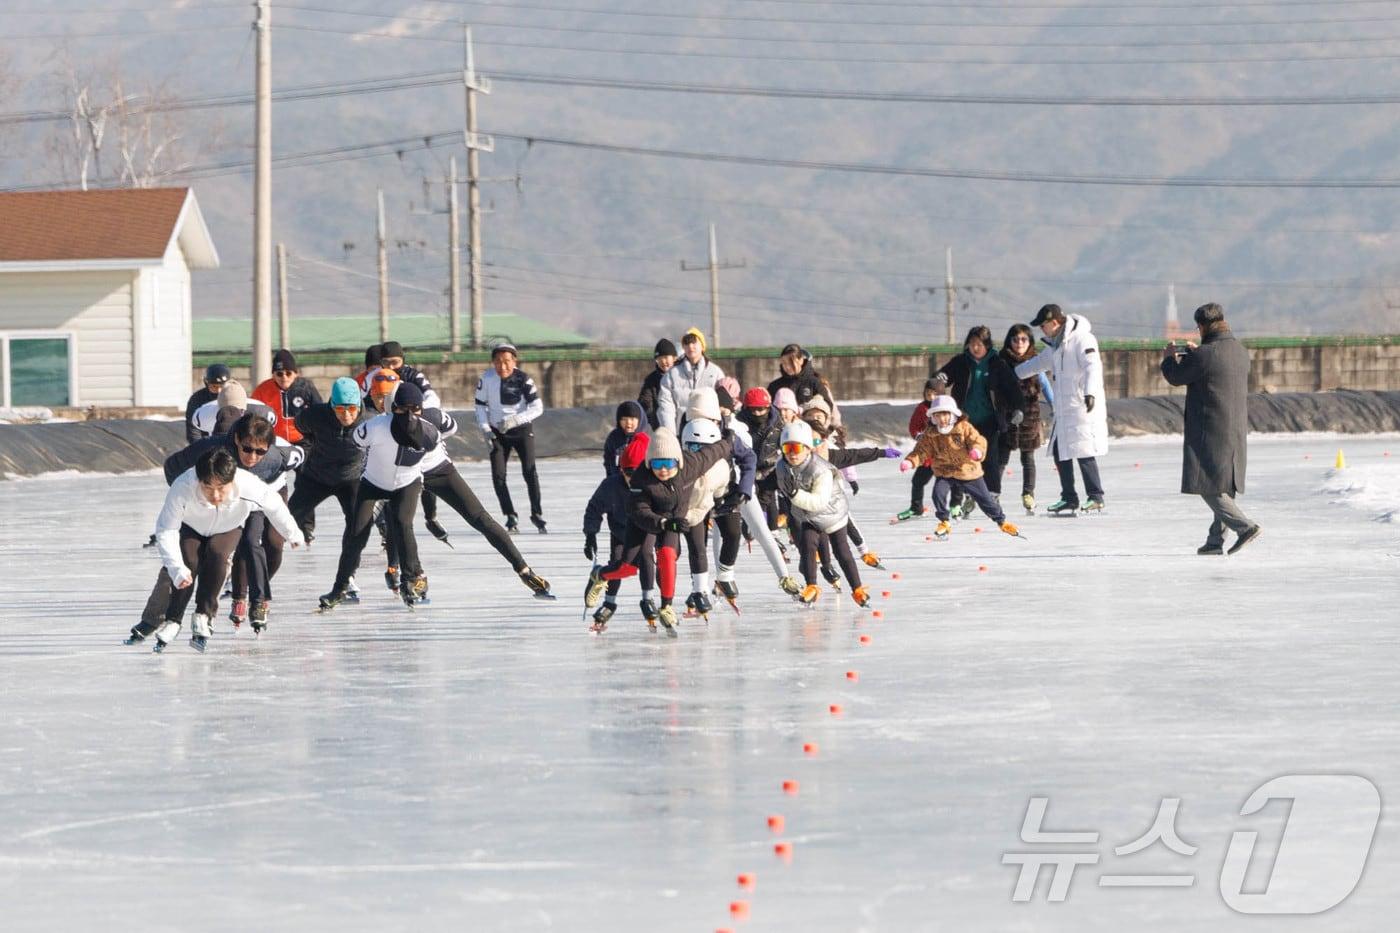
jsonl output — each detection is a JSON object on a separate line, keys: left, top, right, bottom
{"left": 191, "top": 343, "right": 1400, "bottom": 411}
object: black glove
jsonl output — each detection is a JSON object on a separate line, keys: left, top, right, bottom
{"left": 584, "top": 533, "right": 597, "bottom": 561}
{"left": 1085, "top": 395, "right": 1096, "bottom": 412}
{"left": 665, "top": 516, "right": 691, "bottom": 534}
{"left": 849, "top": 480, "right": 860, "bottom": 496}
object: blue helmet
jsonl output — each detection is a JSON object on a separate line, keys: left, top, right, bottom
{"left": 330, "top": 376, "right": 361, "bottom": 407}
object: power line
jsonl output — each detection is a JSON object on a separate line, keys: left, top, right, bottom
{"left": 0, "top": 23, "right": 245, "bottom": 41}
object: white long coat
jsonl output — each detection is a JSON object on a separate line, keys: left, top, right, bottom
{"left": 1014, "top": 314, "right": 1109, "bottom": 461}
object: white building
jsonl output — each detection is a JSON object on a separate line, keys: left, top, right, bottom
{"left": 0, "top": 187, "right": 219, "bottom": 409}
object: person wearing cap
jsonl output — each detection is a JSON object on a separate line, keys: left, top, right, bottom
{"left": 637, "top": 338, "right": 678, "bottom": 430}
{"left": 474, "top": 342, "right": 547, "bottom": 532}
{"left": 1161, "top": 302, "right": 1260, "bottom": 556}
{"left": 772, "top": 387, "right": 801, "bottom": 426}
{"left": 900, "top": 395, "right": 1020, "bottom": 540}
{"left": 1014, "top": 303, "right": 1108, "bottom": 514}
{"left": 355, "top": 344, "right": 384, "bottom": 398}
{"left": 185, "top": 363, "right": 232, "bottom": 443}
{"left": 738, "top": 386, "right": 784, "bottom": 532}
{"left": 319, "top": 381, "right": 443, "bottom": 610}
{"left": 376, "top": 341, "right": 435, "bottom": 397}
{"left": 655, "top": 328, "right": 724, "bottom": 432}
{"left": 189, "top": 380, "right": 277, "bottom": 439}
{"left": 583, "top": 433, "right": 656, "bottom": 631}
{"left": 252, "top": 349, "right": 323, "bottom": 445}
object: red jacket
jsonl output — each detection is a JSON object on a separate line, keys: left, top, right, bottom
{"left": 908, "top": 400, "right": 932, "bottom": 439}
{"left": 252, "top": 376, "right": 322, "bottom": 444}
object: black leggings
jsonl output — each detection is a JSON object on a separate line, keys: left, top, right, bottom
{"left": 289, "top": 473, "right": 357, "bottom": 534}
{"left": 715, "top": 510, "right": 743, "bottom": 568}
{"left": 993, "top": 444, "right": 1037, "bottom": 497}
{"left": 973, "top": 420, "right": 1003, "bottom": 495}
{"left": 605, "top": 537, "right": 656, "bottom": 597}
{"left": 135, "top": 524, "right": 242, "bottom": 635}
{"left": 909, "top": 464, "right": 934, "bottom": 511}
{"left": 233, "top": 509, "right": 286, "bottom": 603}
{"left": 798, "top": 524, "right": 862, "bottom": 590}
{"left": 490, "top": 426, "right": 542, "bottom": 518}
{"left": 423, "top": 464, "right": 527, "bottom": 573}
{"left": 335, "top": 478, "right": 422, "bottom": 589}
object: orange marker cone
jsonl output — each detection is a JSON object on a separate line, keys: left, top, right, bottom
{"left": 829, "top": 703, "right": 844, "bottom": 715}
{"left": 803, "top": 742, "right": 819, "bottom": 756}
{"left": 891, "top": 572, "right": 902, "bottom": 580}
{"left": 737, "top": 873, "right": 755, "bottom": 891}
{"left": 872, "top": 609, "right": 883, "bottom": 619}
{"left": 973, "top": 526, "right": 983, "bottom": 534}
{"left": 846, "top": 670, "right": 859, "bottom": 682}
{"left": 729, "top": 900, "right": 750, "bottom": 920}
{"left": 782, "top": 779, "right": 800, "bottom": 795}
{"left": 859, "top": 634, "right": 872, "bottom": 645}
{"left": 978, "top": 564, "right": 988, "bottom": 572}
{"left": 773, "top": 841, "right": 792, "bottom": 857}
{"left": 767, "top": 815, "right": 785, "bottom": 833}
{"left": 881, "top": 590, "right": 892, "bottom": 598}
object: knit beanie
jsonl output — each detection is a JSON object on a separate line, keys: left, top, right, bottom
{"left": 686, "top": 387, "right": 721, "bottom": 422}
{"left": 682, "top": 326, "right": 707, "bottom": 354}
{"left": 649, "top": 426, "right": 683, "bottom": 465}
{"left": 219, "top": 381, "right": 248, "bottom": 409}
{"left": 773, "top": 387, "right": 799, "bottom": 413}
{"left": 330, "top": 377, "right": 361, "bottom": 407}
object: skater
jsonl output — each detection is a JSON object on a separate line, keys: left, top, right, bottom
{"left": 767, "top": 344, "right": 837, "bottom": 413}
{"left": 184, "top": 363, "right": 231, "bottom": 443}
{"left": 1015, "top": 304, "right": 1108, "bottom": 515}
{"left": 1161, "top": 302, "right": 1261, "bottom": 555}
{"left": 637, "top": 338, "right": 677, "bottom": 430}
{"left": 655, "top": 328, "right": 724, "bottom": 432}
{"left": 899, "top": 396, "right": 1020, "bottom": 541}
{"left": 603, "top": 400, "right": 646, "bottom": 477}
{"left": 584, "top": 433, "right": 655, "bottom": 631}
{"left": 126, "top": 447, "right": 303, "bottom": 652}
{"left": 319, "top": 383, "right": 441, "bottom": 609}
{"left": 775, "top": 420, "right": 869, "bottom": 607}
{"left": 377, "top": 340, "right": 435, "bottom": 396}
{"left": 933, "top": 325, "right": 1025, "bottom": 514}
{"left": 251, "top": 349, "right": 322, "bottom": 445}
{"left": 189, "top": 380, "right": 277, "bottom": 439}
{"left": 773, "top": 387, "right": 801, "bottom": 426}
{"left": 474, "top": 342, "right": 547, "bottom": 533}
{"left": 164, "top": 414, "right": 305, "bottom": 632}
{"left": 289, "top": 376, "right": 366, "bottom": 543}
{"left": 737, "top": 386, "right": 783, "bottom": 532}
{"left": 809, "top": 419, "right": 903, "bottom": 570}
{"left": 997, "top": 324, "right": 1052, "bottom": 513}
{"left": 895, "top": 378, "right": 940, "bottom": 522}
{"left": 591, "top": 425, "right": 735, "bottom": 633}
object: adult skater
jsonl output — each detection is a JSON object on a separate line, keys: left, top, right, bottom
{"left": 475, "top": 342, "right": 547, "bottom": 533}
{"left": 584, "top": 433, "right": 654, "bottom": 631}
{"left": 319, "top": 383, "right": 441, "bottom": 609}
{"left": 189, "top": 380, "right": 276, "bottom": 439}
{"left": 377, "top": 340, "right": 435, "bottom": 396}
{"left": 637, "top": 338, "right": 677, "bottom": 430}
{"left": 290, "top": 377, "right": 366, "bottom": 543}
{"left": 126, "top": 447, "right": 302, "bottom": 653}
{"left": 251, "top": 349, "right": 322, "bottom": 445}
{"left": 997, "top": 324, "right": 1052, "bottom": 513}
{"left": 655, "top": 328, "right": 724, "bottom": 432}
{"left": 934, "top": 326, "right": 1025, "bottom": 514}
{"left": 1015, "top": 304, "right": 1108, "bottom": 515}
{"left": 900, "top": 396, "right": 1020, "bottom": 542}
{"left": 184, "top": 363, "right": 231, "bottom": 443}
{"left": 355, "top": 343, "right": 382, "bottom": 396}
{"left": 164, "top": 414, "right": 304, "bottom": 633}
{"left": 1161, "top": 302, "right": 1261, "bottom": 555}
{"left": 603, "top": 400, "right": 646, "bottom": 477}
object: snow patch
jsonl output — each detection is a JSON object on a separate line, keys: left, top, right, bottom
{"left": 1319, "top": 463, "right": 1400, "bottom": 522}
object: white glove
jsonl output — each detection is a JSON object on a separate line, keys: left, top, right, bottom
{"left": 502, "top": 414, "right": 520, "bottom": 431}
{"left": 171, "top": 567, "right": 194, "bottom": 589}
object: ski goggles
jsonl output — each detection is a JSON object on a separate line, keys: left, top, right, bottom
{"left": 648, "top": 457, "right": 680, "bottom": 471}
{"left": 781, "top": 441, "right": 810, "bottom": 456}
{"left": 333, "top": 404, "right": 359, "bottom": 415}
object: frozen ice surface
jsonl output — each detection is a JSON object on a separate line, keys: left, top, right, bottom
{"left": 1, "top": 435, "right": 1398, "bottom": 931}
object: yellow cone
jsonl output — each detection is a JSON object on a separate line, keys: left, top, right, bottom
{"left": 1336, "top": 449, "right": 1347, "bottom": 469}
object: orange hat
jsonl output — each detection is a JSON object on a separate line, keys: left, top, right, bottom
{"left": 369, "top": 368, "right": 401, "bottom": 400}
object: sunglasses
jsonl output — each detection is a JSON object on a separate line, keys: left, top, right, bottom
{"left": 240, "top": 444, "right": 269, "bottom": 456}
{"left": 333, "top": 404, "right": 359, "bottom": 414}
{"left": 781, "top": 442, "right": 809, "bottom": 456}
{"left": 648, "top": 458, "right": 679, "bottom": 471}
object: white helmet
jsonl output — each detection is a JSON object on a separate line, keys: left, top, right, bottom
{"left": 681, "top": 417, "right": 722, "bottom": 448}
{"left": 780, "top": 419, "right": 815, "bottom": 449}
{"left": 929, "top": 395, "right": 961, "bottom": 434}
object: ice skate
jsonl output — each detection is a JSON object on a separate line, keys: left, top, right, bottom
{"left": 583, "top": 567, "right": 608, "bottom": 608}
{"left": 250, "top": 600, "right": 270, "bottom": 636}
{"left": 123, "top": 630, "right": 145, "bottom": 646}
{"left": 1197, "top": 543, "right": 1224, "bottom": 556}
{"left": 1046, "top": 499, "right": 1078, "bottom": 516}
{"left": 189, "top": 613, "right": 211, "bottom": 653}
{"left": 318, "top": 586, "right": 349, "bottom": 612}
{"left": 656, "top": 603, "right": 679, "bottom": 636}
{"left": 852, "top": 585, "right": 871, "bottom": 608}
{"left": 530, "top": 514, "right": 548, "bottom": 534}
{"left": 935, "top": 520, "right": 951, "bottom": 540}
{"left": 384, "top": 566, "right": 400, "bottom": 592}
{"left": 1022, "top": 493, "right": 1036, "bottom": 514}
{"left": 639, "top": 597, "right": 660, "bottom": 629}
{"left": 425, "top": 518, "right": 453, "bottom": 548}
{"left": 1082, "top": 498, "right": 1105, "bottom": 513}
{"left": 684, "top": 591, "right": 713, "bottom": 620}
{"left": 890, "top": 506, "right": 928, "bottom": 524}
{"left": 505, "top": 515, "right": 519, "bottom": 534}
{"left": 152, "top": 619, "right": 181, "bottom": 653}
{"left": 344, "top": 577, "right": 361, "bottom": 603}
{"left": 228, "top": 597, "right": 248, "bottom": 630}
{"left": 797, "top": 583, "right": 822, "bottom": 606}
{"left": 714, "top": 579, "right": 741, "bottom": 614}
{"left": 860, "top": 551, "right": 886, "bottom": 570}
{"left": 778, "top": 575, "right": 802, "bottom": 596}
{"left": 1000, "top": 521, "right": 1024, "bottom": 539}
{"left": 401, "top": 574, "right": 429, "bottom": 608}
{"left": 519, "top": 567, "right": 555, "bottom": 600}
{"left": 820, "top": 564, "right": 843, "bottom": 591}
{"left": 590, "top": 603, "right": 616, "bottom": 633}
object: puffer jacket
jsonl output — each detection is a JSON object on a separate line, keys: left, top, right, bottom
{"left": 627, "top": 436, "right": 735, "bottom": 535}
{"left": 1014, "top": 313, "right": 1108, "bottom": 461}
{"left": 908, "top": 419, "right": 988, "bottom": 481}
{"left": 295, "top": 402, "right": 367, "bottom": 486}
{"left": 655, "top": 356, "right": 724, "bottom": 431}
{"left": 776, "top": 452, "right": 849, "bottom": 533}
{"left": 682, "top": 455, "right": 733, "bottom": 527}
{"left": 998, "top": 346, "right": 1044, "bottom": 450}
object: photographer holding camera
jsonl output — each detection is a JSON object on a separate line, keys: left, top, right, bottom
{"left": 1161, "top": 302, "right": 1261, "bottom": 555}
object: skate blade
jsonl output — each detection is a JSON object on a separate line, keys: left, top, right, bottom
{"left": 345, "top": 593, "right": 361, "bottom": 603}
{"left": 189, "top": 638, "right": 207, "bottom": 654}
{"left": 534, "top": 591, "right": 558, "bottom": 601}
{"left": 723, "top": 600, "right": 741, "bottom": 616}
{"left": 589, "top": 622, "right": 607, "bottom": 634}
{"left": 152, "top": 642, "right": 169, "bottom": 654}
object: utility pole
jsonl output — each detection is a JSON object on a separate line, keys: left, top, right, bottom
{"left": 447, "top": 156, "right": 462, "bottom": 352}
{"left": 463, "top": 25, "right": 494, "bottom": 350}
{"left": 276, "top": 241, "right": 289, "bottom": 348}
{"left": 377, "top": 188, "right": 389, "bottom": 341}
{"left": 681, "top": 222, "right": 745, "bottom": 349}
{"left": 251, "top": 0, "right": 273, "bottom": 383}
{"left": 916, "top": 247, "right": 986, "bottom": 346}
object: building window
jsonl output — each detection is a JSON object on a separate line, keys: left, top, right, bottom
{"left": 4, "top": 336, "right": 71, "bottom": 407}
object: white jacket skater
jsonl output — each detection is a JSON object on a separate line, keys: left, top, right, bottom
{"left": 656, "top": 328, "right": 725, "bottom": 432}
{"left": 1014, "top": 312, "right": 1108, "bottom": 461}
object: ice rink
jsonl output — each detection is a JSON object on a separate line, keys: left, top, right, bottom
{"left": 1, "top": 434, "right": 1397, "bottom": 931}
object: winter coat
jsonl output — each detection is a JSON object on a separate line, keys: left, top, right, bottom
{"left": 295, "top": 403, "right": 367, "bottom": 486}
{"left": 908, "top": 419, "right": 988, "bottom": 481}
{"left": 936, "top": 352, "right": 1025, "bottom": 433}
{"left": 190, "top": 398, "right": 277, "bottom": 438}
{"left": 637, "top": 366, "right": 666, "bottom": 431}
{"left": 474, "top": 369, "right": 544, "bottom": 436}
{"left": 997, "top": 347, "right": 1044, "bottom": 450}
{"left": 776, "top": 452, "right": 850, "bottom": 533}
{"left": 825, "top": 446, "right": 883, "bottom": 469}
{"left": 738, "top": 408, "right": 781, "bottom": 481}
{"left": 603, "top": 400, "right": 646, "bottom": 477}
{"left": 1014, "top": 314, "right": 1108, "bottom": 461}
{"left": 251, "top": 376, "right": 323, "bottom": 444}
{"left": 908, "top": 400, "right": 931, "bottom": 439}
{"left": 1160, "top": 327, "right": 1250, "bottom": 495}
{"left": 656, "top": 356, "right": 725, "bottom": 432}
{"left": 354, "top": 412, "right": 442, "bottom": 490}
{"left": 163, "top": 433, "right": 304, "bottom": 490}
{"left": 626, "top": 436, "right": 735, "bottom": 535}
{"left": 711, "top": 416, "right": 759, "bottom": 515}
{"left": 584, "top": 471, "right": 631, "bottom": 539}
{"left": 183, "top": 387, "right": 221, "bottom": 443}
{"left": 767, "top": 360, "right": 834, "bottom": 413}
{"left": 155, "top": 468, "right": 302, "bottom": 586}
